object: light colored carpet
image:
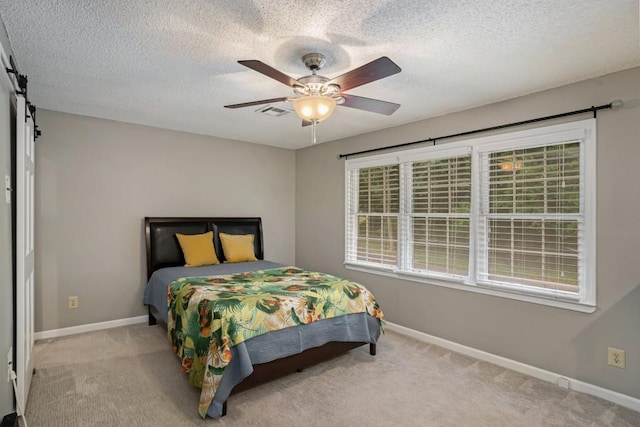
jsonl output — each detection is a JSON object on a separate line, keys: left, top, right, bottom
{"left": 24, "top": 323, "right": 640, "bottom": 426}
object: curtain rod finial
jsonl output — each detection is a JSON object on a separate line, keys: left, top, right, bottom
{"left": 610, "top": 99, "right": 624, "bottom": 110}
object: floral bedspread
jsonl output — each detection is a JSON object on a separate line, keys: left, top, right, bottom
{"left": 167, "top": 266, "right": 384, "bottom": 418}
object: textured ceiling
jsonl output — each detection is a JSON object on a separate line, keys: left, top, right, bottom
{"left": 0, "top": 1, "right": 638, "bottom": 149}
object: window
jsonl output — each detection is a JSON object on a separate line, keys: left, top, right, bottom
{"left": 409, "top": 154, "right": 471, "bottom": 278}
{"left": 345, "top": 120, "right": 596, "bottom": 311}
{"left": 346, "top": 165, "right": 399, "bottom": 267}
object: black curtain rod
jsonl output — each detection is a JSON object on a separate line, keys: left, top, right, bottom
{"left": 339, "top": 100, "right": 622, "bottom": 159}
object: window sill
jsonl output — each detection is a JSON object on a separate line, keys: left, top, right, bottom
{"left": 344, "top": 262, "right": 596, "bottom": 313}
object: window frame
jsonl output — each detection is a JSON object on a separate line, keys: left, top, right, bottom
{"left": 344, "top": 119, "right": 596, "bottom": 313}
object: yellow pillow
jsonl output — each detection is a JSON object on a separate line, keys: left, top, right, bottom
{"left": 175, "top": 231, "right": 220, "bottom": 267}
{"left": 219, "top": 233, "right": 258, "bottom": 263}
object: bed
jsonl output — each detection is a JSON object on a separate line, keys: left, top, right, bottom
{"left": 142, "top": 217, "right": 383, "bottom": 418}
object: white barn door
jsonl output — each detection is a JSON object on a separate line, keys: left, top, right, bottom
{"left": 15, "top": 94, "right": 35, "bottom": 412}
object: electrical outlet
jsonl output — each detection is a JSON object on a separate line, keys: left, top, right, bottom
{"left": 68, "top": 296, "right": 79, "bottom": 309}
{"left": 608, "top": 347, "right": 625, "bottom": 368}
{"left": 7, "top": 347, "right": 12, "bottom": 383}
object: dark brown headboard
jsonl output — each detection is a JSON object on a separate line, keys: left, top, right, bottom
{"left": 144, "top": 217, "right": 264, "bottom": 279}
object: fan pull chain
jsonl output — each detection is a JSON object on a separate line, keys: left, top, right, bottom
{"left": 312, "top": 120, "right": 317, "bottom": 144}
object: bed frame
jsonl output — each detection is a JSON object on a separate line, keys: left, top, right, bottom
{"left": 144, "top": 216, "right": 375, "bottom": 416}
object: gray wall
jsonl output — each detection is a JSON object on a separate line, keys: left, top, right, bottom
{"left": 296, "top": 67, "right": 640, "bottom": 399}
{"left": 0, "top": 20, "right": 14, "bottom": 418}
{"left": 35, "top": 110, "right": 296, "bottom": 331}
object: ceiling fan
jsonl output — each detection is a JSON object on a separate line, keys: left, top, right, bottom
{"left": 224, "top": 53, "right": 402, "bottom": 142}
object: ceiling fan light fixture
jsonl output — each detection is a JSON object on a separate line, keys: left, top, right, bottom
{"left": 293, "top": 95, "right": 337, "bottom": 122}
{"left": 226, "top": 54, "right": 402, "bottom": 145}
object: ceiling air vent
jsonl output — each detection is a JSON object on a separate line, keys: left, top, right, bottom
{"left": 256, "top": 105, "right": 290, "bottom": 117}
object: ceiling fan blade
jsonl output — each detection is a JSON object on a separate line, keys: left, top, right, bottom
{"left": 329, "top": 57, "right": 401, "bottom": 92}
{"left": 224, "top": 97, "right": 289, "bottom": 109}
{"left": 302, "top": 120, "right": 313, "bottom": 127}
{"left": 339, "top": 94, "right": 400, "bottom": 115}
{"left": 238, "top": 60, "right": 299, "bottom": 88}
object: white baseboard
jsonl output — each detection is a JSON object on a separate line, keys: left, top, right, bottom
{"left": 34, "top": 315, "right": 148, "bottom": 340}
{"left": 385, "top": 321, "right": 640, "bottom": 413}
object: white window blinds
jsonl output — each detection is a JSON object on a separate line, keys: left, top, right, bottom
{"left": 478, "top": 142, "right": 583, "bottom": 295}
{"left": 409, "top": 155, "right": 471, "bottom": 277}
{"left": 345, "top": 119, "right": 595, "bottom": 309}
{"left": 346, "top": 164, "right": 399, "bottom": 267}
